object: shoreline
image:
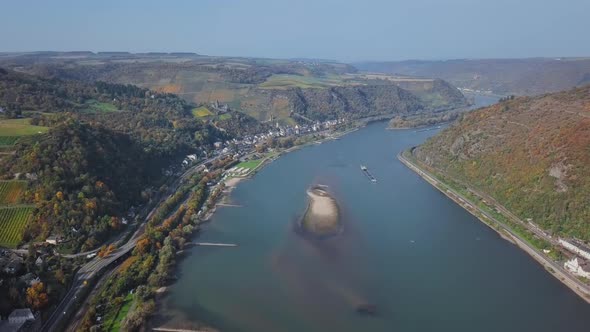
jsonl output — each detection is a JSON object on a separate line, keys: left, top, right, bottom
{"left": 398, "top": 151, "right": 590, "bottom": 304}
{"left": 213, "top": 125, "right": 363, "bottom": 212}
{"left": 152, "top": 124, "right": 365, "bottom": 330}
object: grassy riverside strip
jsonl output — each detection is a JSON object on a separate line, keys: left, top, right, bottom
{"left": 398, "top": 149, "right": 590, "bottom": 303}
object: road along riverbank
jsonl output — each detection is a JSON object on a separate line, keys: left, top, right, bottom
{"left": 398, "top": 151, "right": 590, "bottom": 304}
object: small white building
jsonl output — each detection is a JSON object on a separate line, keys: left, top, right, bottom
{"left": 564, "top": 257, "right": 590, "bottom": 279}
{"left": 45, "top": 235, "right": 59, "bottom": 245}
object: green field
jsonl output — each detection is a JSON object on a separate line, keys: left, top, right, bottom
{"left": 83, "top": 100, "right": 118, "bottom": 113}
{"left": 0, "top": 206, "right": 33, "bottom": 248}
{"left": 0, "top": 118, "right": 49, "bottom": 138}
{"left": 191, "top": 106, "right": 213, "bottom": 117}
{"left": 0, "top": 181, "right": 26, "bottom": 205}
{"left": 218, "top": 113, "right": 232, "bottom": 120}
{"left": 236, "top": 159, "right": 263, "bottom": 170}
{"left": 104, "top": 292, "right": 134, "bottom": 332}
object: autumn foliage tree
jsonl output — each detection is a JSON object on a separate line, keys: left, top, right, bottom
{"left": 97, "top": 243, "right": 117, "bottom": 258}
{"left": 26, "top": 282, "right": 49, "bottom": 310}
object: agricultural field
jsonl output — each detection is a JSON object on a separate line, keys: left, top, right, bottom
{"left": 0, "top": 181, "right": 26, "bottom": 205}
{"left": 191, "top": 106, "right": 213, "bottom": 118}
{"left": 0, "top": 206, "right": 33, "bottom": 248}
{"left": 155, "top": 83, "right": 182, "bottom": 94}
{"left": 0, "top": 118, "right": 49, "bottom": 138}
{"left": 259, "top": 74, "right": 345, "bottom": 89}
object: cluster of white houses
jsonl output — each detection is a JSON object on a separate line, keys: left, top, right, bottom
{"left": 564, "top": 257, "right": 590, "bottom": 279}
{"left": 180, "top": 118, "right": 346, "bottom": 169}
{"left": 237, "top": 118, "right": 344, "bottom": 148}
{"left": 559, "top": 238, "right": 590, "bottom": 279}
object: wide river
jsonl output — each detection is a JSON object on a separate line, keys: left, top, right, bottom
{"left": 160, "top": 95, "right": 590, "bottom": 332}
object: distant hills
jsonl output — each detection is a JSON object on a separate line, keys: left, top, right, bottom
{"left": 0, "top": 53, "right": 468, "bottom": 125}
{"left": 414, "top": 85, "right": 590, "bottom": 240}
{"left": 355, "top": 58, "right": 590, "bottom": 96}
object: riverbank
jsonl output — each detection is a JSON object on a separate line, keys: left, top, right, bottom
{"left": 216, "top": 125, "right": 361, "bottom": 206}
{"left": 398, "top": 151, "right": 590, "bottom": 304}
{"left": 160, "top": 120, "right": 590, "bottom": 331}
{"left": 151, "top": 125, "right": 365, "bottom": 331}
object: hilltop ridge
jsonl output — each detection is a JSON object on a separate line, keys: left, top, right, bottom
{"left": 0, "top": 53, "right": 469, "bottom": 125}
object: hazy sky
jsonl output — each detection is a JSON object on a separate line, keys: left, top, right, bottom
{"left": 1, "top": 0, "right": 589, "bottom": 61}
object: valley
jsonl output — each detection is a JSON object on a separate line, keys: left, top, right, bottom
{"left": 0, "top": 52, "right": 589, "bottom": 332}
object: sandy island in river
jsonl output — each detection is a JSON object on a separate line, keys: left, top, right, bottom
{"left": 301, "top": 186, "right": 341, "bottom": 237}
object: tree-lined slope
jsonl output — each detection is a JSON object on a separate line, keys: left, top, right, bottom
{"left": 0, "top": 69, "right": 235, "bottom": 250}
{"left": 415, "top": 86, "right": 590, "bottom": 239}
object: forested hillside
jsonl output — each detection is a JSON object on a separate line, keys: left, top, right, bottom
{"left": 0, "top": 122, "right": 154, "bottom": 250}
{"left": 0, "top": 67, "right": 180, "bottom": 115}
{"left": 415, "top": 86, "right": 590, "bottom": 239}
{"left": 0, "top": 68, "right": 246, "bottom": 250}
{"left": 0, "top": 68, "right": 259, "bottom": 154}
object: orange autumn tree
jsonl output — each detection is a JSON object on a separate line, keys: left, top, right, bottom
{"left": 26, "top": 282, "right": 49, "bottom": 310}
{"left": 110, "top": 216, "right": 122, "bottom": 230}
{"left": 135, "top": 237, "right": 151, "bottom": 254}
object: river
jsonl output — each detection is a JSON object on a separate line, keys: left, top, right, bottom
{"left": 158, "top": 95, "right": 590, "bottom": 332}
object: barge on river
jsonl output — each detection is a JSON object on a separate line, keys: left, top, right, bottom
{"left": 360, "top": 165, "right": 377, "bottom": 183}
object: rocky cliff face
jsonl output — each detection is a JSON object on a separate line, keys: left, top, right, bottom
{"left": 415, "top": 85, "right": 590, "bottom": 239}
{"left": 286, "top": 84, "right": 425, "bottom": 121}
{"left": 272, "top": 79, "right": 469, "bottom": 122}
